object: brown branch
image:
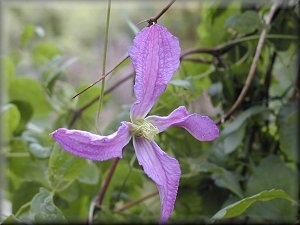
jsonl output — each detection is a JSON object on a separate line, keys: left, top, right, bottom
{"left": 147, "top": 0, "right": 176, "bottom": 25}
{"left": 114, "top": 191, "right": 159, "bottom": 213}
{"left": 180, "top": 43, "right": 236, "bottom": 59}
{"left": 216, "top": 2, "right": 280, "bottom": 125}
{"left": 93, "top": 158, "right": 120, "bottom": 215}
{"left": 67, "top": 72, "right": 134, "bottom": 129}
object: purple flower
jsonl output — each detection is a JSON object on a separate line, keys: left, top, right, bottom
{"left": 51, "top": 24, "right": 219, "bottom": 223}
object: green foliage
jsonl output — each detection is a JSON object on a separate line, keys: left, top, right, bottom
{"left": 212, "top": 189, "right": 295, "bottom": 220}
{"left": 2, "top": 1, "right": 299, "bottom": 224}
{"left": 225, "top": 11, "right": 262, "bottom": 34}
{"left": 30, "top": 188, "right": 66, "bottom": 222}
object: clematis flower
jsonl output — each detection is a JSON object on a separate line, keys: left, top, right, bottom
{"left": 51, "top": 24, "right": 219, "bottom": 223}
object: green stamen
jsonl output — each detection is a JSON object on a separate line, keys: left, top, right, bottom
{"left": 130, "top": 119, "right": 159, "bottom": 141}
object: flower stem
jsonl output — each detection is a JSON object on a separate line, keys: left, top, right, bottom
{"left": 114, "top": 191, "right": 159, "bottom": 213}
{"left": 94, "top": 158, "right": 120, "bottom": 214}
{"left": 96, "top": 0, "right": 111, "bottom": 134}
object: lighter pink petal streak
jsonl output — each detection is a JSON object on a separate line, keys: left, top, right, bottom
{"left": 51, "top": 122, "right": 131, "bottom": 161}
{"left": 146, "top": 106, "right": 219, "bottom": 141}
{"left": 129, "top": 24, "right": 180, "bottom": 120}
{"left": 133, "top": 137, "right": 181, "bottom": 223}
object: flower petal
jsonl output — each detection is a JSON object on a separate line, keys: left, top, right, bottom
{"left": 133, "top": 137, "right": 181, "bottom": 223}
{"left": 129, "top": 24, "right": 181, "bottom": 120}
{"left": 146, "top": 106, "right": 219, "bottom": 141}
{"left": 51, "top": 122, "right": 131, "bottom": 161}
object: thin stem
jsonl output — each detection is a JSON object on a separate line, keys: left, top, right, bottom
{"left": 67, "top": 72, "right": 134, "bottom": 129}
{"left": 96, "top": 0, "right": 111, "bottom": 134}
{"left": 72, "top": 56, "right": 129, "bottom": 99}
{"left": 147, "top": 0, "right": 176, "bottom": 25}
{"left": 217, "top": 2, "right": 280, "bottom": 125}
{"left": 15, "top": 201, "right": 31, "bottom": 217}
{"left": 114, "top": 191, "right": 159, "bottom": 213}
{"left": 94, "top": 158, "right": 120, "bottom": 213}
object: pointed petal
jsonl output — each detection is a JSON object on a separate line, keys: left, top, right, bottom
{"left": 51, "top": 122, "right": 131, "bottom": 161}
{"left": 133, "top": 137, "right": 181, "bottom": 223}
{"left": 129, "top": 24, "right": 180, "bottom": 120}
{"left": 146, "top": 106, "right": 219, "bottom": 141}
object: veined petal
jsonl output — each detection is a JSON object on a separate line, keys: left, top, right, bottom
{"left": 133, "top": 137, "right": 181, "bottom": 223}
{"left": 129, "top": 24, "right": 180, "bottom": 120}
{"left": 146, "top": 106, "right": 219, "bottom": 141}
{"left": 51, "top": 122, "right": 131, "bottom": 161}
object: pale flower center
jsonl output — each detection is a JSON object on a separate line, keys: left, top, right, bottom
{"left": 130, "top": 119, "right": 159, "bottom": 141}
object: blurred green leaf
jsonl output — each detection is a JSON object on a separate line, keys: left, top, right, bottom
{"left": 196, "top": 163, "right": 243, "bottom": 198}
{"left": 211, "top": 189, "right": 295, "bottom": 221}
{"left": 32, "top": 43, "right": 61, "bottom": 65}
{"left": 245, "top": 155, "right": 297, "bottom": 222}
{"left": 77, "top": 161, "right": 100, "bottom": 185}
{"left": 223, "top": 124, "right": 246, "bottom": 154}
{"left": 48, "top": 143, "right": 86, "bottom": 190}
{"left": 1, "top": 104, "right": 21, "bottom": 140}
{"left": 20, "top": 25, "right": 35, "bottom": 48}
{"left": 170, "top": 78, "right": 194, "bottom": 90}
{"left": 1, "top": 214, "right": 23, "bottom": 224}
{"left": 30, "top": 188, "right": 66, "bottom": 222}
{"left": 225, "top": 11, "right": 262, "bottom": 34}
{"left": 9, "top": 77, "right": 52, "bottom": 115}
{"left": 12, "top": 182, "right": 41, "bottom": 212}
{"left": 3, "top": 57, "right": 15, "bottom": 88}
{"left": 29, "top": 143, "right": 51, "bottom": 159}
{"left": 10, "top": 100, "right": 33, "bottom": 135}
{"left": 279, "top": 109, "right": 298, "bottom": 162}
{"left": 221, "top": 106, "right": 267, "bottom": 137}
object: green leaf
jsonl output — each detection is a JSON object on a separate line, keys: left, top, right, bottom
{"left": 211, "top": 189, "right": 295, "bottom": 220}
{"left": 32, "top": 43, "right": 61, "bottom": 65}
{"left": 225, "top": 11, "right": 262, "bottom": 34}
{"left": 1, "top": 214, "right": 23, "bottom": 224}
{"left": 3, "top": 56, "right": 15, "bottom": 85}
{"left": 246, "top": 155, "right": 297, "bottom": 221}
{"left": 9, "top": 77, "right": 52, "bottom": 115}
{"left": 10, "top": 100, "right": 33, "bottom": 135}
{"left": 77, "top": 161, "right": 100, "bottom": 185}
{"left": 223, "top": 123, "right": 246, "bottom": 154}
{"left": 20, "top": 25, "right": 35, "bottom": 48}
{"left": 12, "top": 182, "right": 41, "bottom": 212}
{"left": 29, "top": 143, "right": 51, "bottom": 159}
{"left": 196, "top": 163, "right": 243, "bottom": 198}
{"left": 279, "top": 109, "right": 298, "bottom": 162}
{"left": 48, "top": 143, "right": 86, "bottom": 190}
{"left": 221, "top": 106, "right": 267, "bottom": 137}
{"left": 30, "top": 188, "right": 66, "bottom": 222}
{"left": 1, "top": 104, "right": 21, "bottom": 140}
{"left": 218, "top": 106, "right": 267, "bottom": 154}
{"left": 170, "top": 78, "right": 194, "bottom": 90}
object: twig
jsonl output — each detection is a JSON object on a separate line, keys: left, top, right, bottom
{"left": 114, "top": 191, "right": 159, "bottom": 213}
{"left": 217, "top": 2, "right": 280, "bottom": 125}
{"left": 93, "top": 158, "right": 120, "bottom": 215}
{"left": 180, "top": 43, "right": 236, "bottom": 59}
{"left": 67, "top": 72, "right": 134, "bottom": 129}
{"left": 147, "top": 0, "right": 176, "bottom": 25}
{"left": 72, "top": 56, "right": 129, "bottom": 99}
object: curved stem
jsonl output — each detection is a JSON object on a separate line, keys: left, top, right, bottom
{"left": 93, "top": 158, "right": 120, "bottom": 214}
{"left": 217, "top": 2, "right": 280, "bottom": 125}
{"left": 114, "top": 191, "right": 159, "bottom": 213}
